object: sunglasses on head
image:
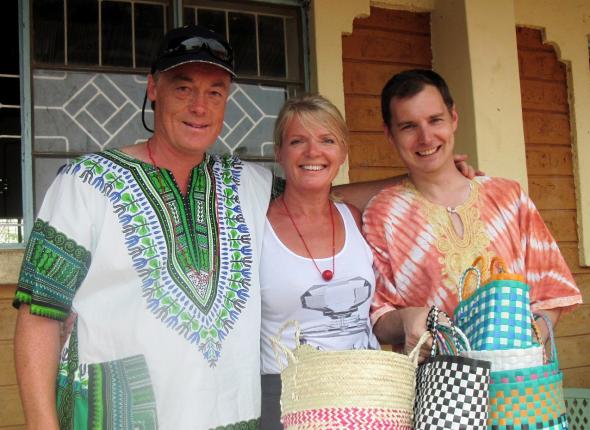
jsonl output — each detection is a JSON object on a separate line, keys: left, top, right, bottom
{"left": 163, "top": 35, "right": 233, "bottom": 63}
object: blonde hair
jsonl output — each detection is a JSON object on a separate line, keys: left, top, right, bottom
{"left": 273, "top": 94, "right": 349, "bottom": 150}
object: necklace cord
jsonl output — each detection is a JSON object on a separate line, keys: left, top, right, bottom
{"left": 146, "top": 140, "right": 166, "bottom": 190}
{"left": 280, "top": 197, "right": 335, "bottom": 281}
{"left": 146, "top": 139, "right": 157, "bottom": 167}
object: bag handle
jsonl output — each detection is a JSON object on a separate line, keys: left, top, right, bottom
{"left": 534, "top": 311, "right": 558, "bottom": 363}
{"left": 489, "top": 256, "right": 525, "bottom": 281}
{"left": 531, "top": 317, "right": 548, "bottom": 363}
{"left": 428, "top": 306, "right": 450, "bottom": 356}
{"left": 270, "top": 320, "right": 301, "bottom": 371}
{"left": 427, "top": 306, "right": 471, "bottom": 356}
{"left": 434, "top": 324, "right": 472, "bottom": 355}
{"left": 409, "top": 331, "right": 433, "bottom": 365}
{"left": 457, "top": 266, "right": 482, "bottom": 301}
{"left": 472, "top": 256, "right": 488, "bottom": 273}
{"left": 489, "top": 256, "right": 508, "bottom": 275}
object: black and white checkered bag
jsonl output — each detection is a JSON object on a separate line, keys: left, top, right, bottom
{"left": 414, "top": 307, "right": 491, "bottom": 430}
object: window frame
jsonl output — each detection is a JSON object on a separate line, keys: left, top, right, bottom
{"left": 31, "top": 0, "right": 173, "bottom": 73}
{"left": 16, "top": 0, "right": 33, "bottom": 249}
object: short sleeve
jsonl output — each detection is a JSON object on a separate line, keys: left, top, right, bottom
{"left": 516, "top": 185, "right": 582, "bottom": 312}
{"left": 13, "top": 165, "right": 93, "bottom": 320}
{"left": 363, "top": 196, "right": 403, "bottom": 324}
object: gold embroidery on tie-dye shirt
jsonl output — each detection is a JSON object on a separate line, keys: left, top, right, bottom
{"left": 412, "top": 181, "right": 493, "bottom": 295}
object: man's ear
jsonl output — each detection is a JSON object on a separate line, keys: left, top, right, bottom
{"left": 451, "top": 106, "right": 459, "bottom": 132}
{"left": 383, "top": 122, "right": 396, "bottom": 146}
{"left": 147, "top": 74, "right": 157, "bottom": 102}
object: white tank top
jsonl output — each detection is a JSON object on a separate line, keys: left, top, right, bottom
{"left": 260, "top": 202, "right": 379, "bottom": 375}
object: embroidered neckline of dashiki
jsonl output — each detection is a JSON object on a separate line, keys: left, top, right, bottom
{"left": 405, "top": 178, "right": 493, "bottom": 293}
{"left": 63, "top": 149, "right": 254, "bottom": 366}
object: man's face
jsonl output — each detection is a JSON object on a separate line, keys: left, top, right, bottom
{"left": 147, "top": 62, "right": 231, "bottom": 157}
{"left": 385, "top": 85, "right": 458, "bottom": 176}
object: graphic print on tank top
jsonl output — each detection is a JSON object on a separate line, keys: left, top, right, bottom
{"left": 299, "top": 276, "right": 373, "bottom": 348}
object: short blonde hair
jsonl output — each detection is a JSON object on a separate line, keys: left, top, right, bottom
{"left": 273, "top": 94, "right": 349, "bottom": 150}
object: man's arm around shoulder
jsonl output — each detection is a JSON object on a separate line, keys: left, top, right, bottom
{"left": 332, "top": 154, "right": 481, "bottom": 212}
{"left": 333, "top": 176, "right": 403, "bottom": 212}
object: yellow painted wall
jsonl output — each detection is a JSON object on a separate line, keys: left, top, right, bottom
{"left": 310, "top": 0, "right": 371, "bottom": 185}
{"left": 371, "top": 0, "right": 434, "bottom": 11}
{"left": 432, "top": 0, "right": 528, "bottom": 188}
{"left": 0, "top": 258, "right": 23, "bottom": 427}
{"left": 0, "top": 285, "right": 24, "bottom": 428}
{"left": 0, "top": 251, "right": 22, "bottom": 285}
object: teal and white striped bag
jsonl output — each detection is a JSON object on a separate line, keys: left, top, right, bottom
{"left": 454, "top": 259, "right": 533, "bottom": 350}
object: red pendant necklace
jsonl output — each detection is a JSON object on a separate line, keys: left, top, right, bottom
{"left": 280, "top": 196, "right": 335, "bottom": 281}
{"left": 147, "top": 139, "right": 157, "bottom": 166}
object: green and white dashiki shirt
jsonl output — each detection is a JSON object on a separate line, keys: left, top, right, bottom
{"left": 14, "top": 149, "right": 272, "bottom": 429}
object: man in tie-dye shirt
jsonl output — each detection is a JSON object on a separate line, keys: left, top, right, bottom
{"left": 363, "top": 69, "right": 582, "bottom": 355}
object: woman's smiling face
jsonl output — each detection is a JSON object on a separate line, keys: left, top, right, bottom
{"left": 276, "top": 115, "right": 347, "bottom": 192}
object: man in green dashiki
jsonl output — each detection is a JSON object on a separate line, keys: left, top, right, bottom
{"left": 13, "top": 25, "right": 272, "bottom": 429}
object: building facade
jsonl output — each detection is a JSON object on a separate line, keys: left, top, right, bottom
{"left": 0, "top": 0, "right": 588, "bottom": 426}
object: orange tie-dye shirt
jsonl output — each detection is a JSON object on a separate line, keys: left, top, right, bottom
{"left": 363, "top": 176, "right": 581, "bottom": 324}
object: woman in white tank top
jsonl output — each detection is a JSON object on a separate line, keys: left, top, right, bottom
{"left": 259, "top": 95, "right": 379, "bottom": 429}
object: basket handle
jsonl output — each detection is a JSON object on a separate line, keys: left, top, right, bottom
{"left": 472, "top": 256, "right": 488, "bottom": 273}
{"left": 427, "top": 306, "right": 471, "bottom": 356}
{"left": 531, "top": 316, "right": 548, "bottom": 363}
{"left": 433, "top": 324, "right": 471, "bottom": 355}
{"left": 454, "top": 325, "right": 471, "bottom": 352}
{"left": 270, "top": 320, "right": 301, "bottom": 371}
{"left": 457, "top": 266, "right": 482, "bottom": 301}
{"left": 409, "top": 331, "right": 433, "bottom": 365}
{"left": 489, "top": 255, "right": 525, "bottom": 281}
{"left": 489, "top": 256, "right": 508, "bottom": 276}
{"left": 534, "top": 311, "right": 558, "bottom": 363}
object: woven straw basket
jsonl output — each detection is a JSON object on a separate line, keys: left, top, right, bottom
{"left": 272, "top": 321, "right": 429, "bottom": 430}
